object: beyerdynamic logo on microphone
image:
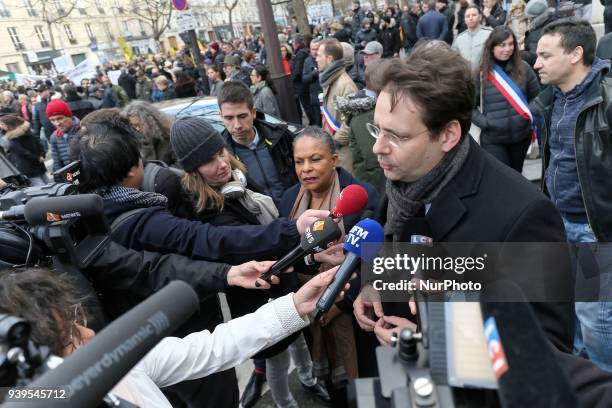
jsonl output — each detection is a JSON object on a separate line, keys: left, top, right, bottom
{"left": 46, "top": 211, "right": 82, "bottom": 222}
{"left": 66, "top": 312, "right": 170, "bottom": 393}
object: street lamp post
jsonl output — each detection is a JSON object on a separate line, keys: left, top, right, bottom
{"left": 255, "top": 0, "right": 300, "bottom": 124}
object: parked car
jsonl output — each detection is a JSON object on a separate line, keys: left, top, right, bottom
{"left": 157, "top": 97, "right": 302, "bottom": 134}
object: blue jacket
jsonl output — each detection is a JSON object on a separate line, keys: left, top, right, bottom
{"left": 32, "top": 98, "right": 55, "bottom": 139}
{"left": 50, "top": 117, "right": 80, "bottom": 172}
{"left": 279, "top": 167, "right": 380, "bottom": 311}
{"left": 105, "top": 198, "right": 301, "bottom": 264}
{"left": 545, "top": 58, "right": 609, "bottom": 221}
{"left": 416, "top": 10, "right": 448, "bottom": 40}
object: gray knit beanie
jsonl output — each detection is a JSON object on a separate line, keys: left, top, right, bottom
{"left": 525, "top": 0, "right": 548, "bottom": 17}
{"left": 170, "top": 116, "right": 226, "bottom": 172}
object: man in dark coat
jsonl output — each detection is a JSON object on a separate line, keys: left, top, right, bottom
{"left": 63, "top": 84, "right": 95, "bottom": 120}
{"left": 302, "top": 40, "right": 323, "bottom": 126}
{"left": 118, "top": 68, "right": 137, "bottom": 100}
{"left": 355, "top": 19, "right": 379, "bottom": 50}
{"left": 31, "top": 85, "right": 55, "bottom": 150}
{"left": 351, "top": 0, "right": 367, "bottom": 42}
{"left": 416, "top": 0, "right": 448, "bottom": 40}
{"left": 351, "top": 40, "right": 612, "bottom": 406}
{"left": 436, "top": 0, "right": 455, "bottom": 44}
{"left": 482, "top": 0, "right": 507, "bottom": 27}
{"left": 399, "top": 3, "right": 420, "bottom": 53}
{"left": 377, "top": 16, "right": 401, "bottom": 58}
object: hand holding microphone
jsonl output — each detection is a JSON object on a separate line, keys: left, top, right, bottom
{"left": 314, "top": 218, "right": 385, "bottom": 322}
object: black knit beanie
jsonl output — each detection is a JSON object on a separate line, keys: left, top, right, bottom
{"left": 170, "top": 116, "right": 226, "bottom": 172}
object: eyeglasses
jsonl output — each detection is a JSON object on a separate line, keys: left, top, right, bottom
{"left": 63, "top": 303, "right": 88, "bottom": 350}
{"left": 366, "top": 122, "right": 430, "bottom": 148}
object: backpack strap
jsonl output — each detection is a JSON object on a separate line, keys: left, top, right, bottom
{"left": 110, "top": 208, "right": 146, "bottom": 232}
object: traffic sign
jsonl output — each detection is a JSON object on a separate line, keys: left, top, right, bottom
{"left": 175, "top": 9, "right": 197, "bottom": 33}
{"left": 172, "top": 0, "right": 187, "bottom": 11}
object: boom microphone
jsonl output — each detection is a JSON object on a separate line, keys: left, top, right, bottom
{"left": 331, "top": 184, "right": 369, "bottom": 219}
{"left": 23, "top": 194, "right": 105, "bottom": 225}
{"left": 260, "top": 216, "right": 342, "bottom": 282}
{"left": 17, "top": 281, "right": 199, "bottom": 407}
{"left": 314, "top": 218, "right": 384, "bottom": 321}
{"left": 480, "top": 281, "right": 578, "bottom": 408}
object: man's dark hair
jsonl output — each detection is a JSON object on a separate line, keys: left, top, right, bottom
{"left": 217, "top": 80, "right": 254, "bottom": 110}
{"left": 382, "top": 41, "right": 474, "bottom": 140}
{"left": 319, "top": 38, "right": 344, "bottom": 61}
{"left": 542, "top": 18, "right": 596, "bottom": 66}
{"left": 63, "top": 84, "right": 79, "bottom": 97}
{"left": 70, "top": 109, "right": 141, "bottom": 193}
{"left": 466, "top": 4, "right": 481, "bottom": 14}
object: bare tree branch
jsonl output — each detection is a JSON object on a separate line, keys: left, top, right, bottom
{"left": 129, "top": 0, "right": 174, "bottom": 41}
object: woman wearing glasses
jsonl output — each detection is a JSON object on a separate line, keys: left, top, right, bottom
{"left": 279, "top": 127, "right": 379, "bottom": 406}
{"left": 0, "top": 266, "right": 347, "bottom": 407}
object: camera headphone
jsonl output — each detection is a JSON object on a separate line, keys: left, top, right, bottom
{"left": 220, "top": 169, "right": 247, "bottom": 199}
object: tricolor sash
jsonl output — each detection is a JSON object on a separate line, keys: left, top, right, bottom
{"left": 487, "top": 64, "right": 534, "bottom": 123}
{"left": 322, "top": 105, "right": 341, "bottom": 135}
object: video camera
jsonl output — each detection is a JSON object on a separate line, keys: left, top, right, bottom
{"left": 351, "top": 295, "right": 501, "bottom": 408}
{"left": 0, "top": 161, "right": 109, "bottom": 269}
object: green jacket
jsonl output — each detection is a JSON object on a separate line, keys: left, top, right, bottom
{"left": 335, "top": 91, "right": 385, "bottom": 193}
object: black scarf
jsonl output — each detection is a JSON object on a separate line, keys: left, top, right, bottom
{"left": 319, "top": 60, "right": 346, "bottom": 90}
{"left": 385, "top": 135, "right": 470, "bottom": 240}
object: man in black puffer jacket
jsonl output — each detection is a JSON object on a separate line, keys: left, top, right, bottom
{"left": 63, "top": 84, "right": 95, "bottom": 120}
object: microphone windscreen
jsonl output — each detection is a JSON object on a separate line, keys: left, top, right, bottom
{"left": 24, "top": 194, "right": 104, "bottom": 225}
{"left": 23, "top": 281, "right": 199, "bottom": 407}
{"left": 343, "top": 218, "right": 385, "bottom": 261}
{"left": 331, "top": 184, "right": 368, "bottom": 218}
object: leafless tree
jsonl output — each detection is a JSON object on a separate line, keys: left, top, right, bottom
{"left": 130, "top": 0, "right": 174, "bottom": 42}
{"left": 32, "top": 0, "right": 78, "bottom": 50}
{"left": 224, "top": 0, "right": 239, "bottom": 33}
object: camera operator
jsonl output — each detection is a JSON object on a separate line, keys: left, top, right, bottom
{"left": 351, "top": 41, "right": 612, "bottom": 405}
{"left": 0, "top": 265, "right": 349, "bottom": 407}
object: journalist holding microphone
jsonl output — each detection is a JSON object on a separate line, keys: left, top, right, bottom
{"left": 0, "top": 265, "right": 350, "bottom": 407}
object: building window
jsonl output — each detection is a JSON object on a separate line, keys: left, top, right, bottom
{"left": 7, "top": 27, "right": 24, "bottom": 51}
{"left": 34, "top": 26, "right": 50, "bottom": 48}
{"left": 64, "top": 24, "right": 77, "bottom": 45}
{"left": 122, "top": 20, "right": 131, "bottom": 36}
{"left": 0, "top": 0, "right": 11, "bottom": 17}
{"left": 115, "top": 0, "right": 124, "bottom": 14}
{"left": 95, "top": 0, "right": 105, "bottom": 14}
{"left": 6, "top": 63, "right": 21, "bottom": 74}
{"left": 53, "top": 0, "right": 65, "bottom": 15}
{"left": 104, "top": 22, "right": 114, "bottom": 41}
{"left": 138, "top": 20, "right": 147, "bottom": 36}
{"left": 85, "top": 23, "right": 96, "bottom": 42}
{"left": 23, "top": 0, "right": 37, "bottom": 17}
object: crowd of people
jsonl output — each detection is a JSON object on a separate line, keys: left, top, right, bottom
{"left": 1, "top": 1, "right": 612, "bottom": 407}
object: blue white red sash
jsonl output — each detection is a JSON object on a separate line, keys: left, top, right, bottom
{"left": 487, "top": 64, "right": 533, "bottom": 123}
{"left": 321, "top": 105, "right": 341, "bottom": 135}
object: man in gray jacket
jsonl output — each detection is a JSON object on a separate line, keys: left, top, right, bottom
{"left": 452, "top": 5, "right": 493, "bottom": 70}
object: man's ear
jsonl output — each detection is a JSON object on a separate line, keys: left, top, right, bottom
{"left": 440, "top": 120, "right": 462, "bottom": 153}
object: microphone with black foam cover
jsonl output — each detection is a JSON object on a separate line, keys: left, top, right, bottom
{"left": 259, "top": 216, "right": 342, "bottom": 282}
{"left": 331, "top": 184, "right": 369, "bottom": 220}
{"left": 22, "top": 194, "right": 105, "bottom": 225}
{"left": 314, "top": 218, "right": 385, "bottom": 321}
{"left": 19, "top": 281, "right": 199, "bottom": 408}
{"left": 480, "top": 281, "right": 578, "bottom": 408}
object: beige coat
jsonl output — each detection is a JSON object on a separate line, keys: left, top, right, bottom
{"left": 322, "top": 69, "right": 358, "bottom": 172}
